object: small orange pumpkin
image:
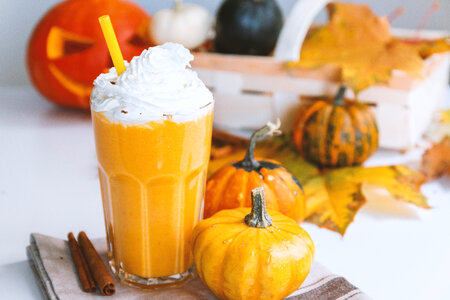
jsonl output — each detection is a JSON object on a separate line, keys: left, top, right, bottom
{"left": 205, "top": 122, "right": 306, "bottom": 223}
{"left": 27, "top": 0, "right": 152, "bottom": 109}
{"left": 193, "top": 187, "right": 315, "bottom": 300}
{"left": 293, "top": 86, "right": 379, "bottom": 167}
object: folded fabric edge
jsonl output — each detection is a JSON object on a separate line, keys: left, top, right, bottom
{"left": 27, "top": 233, "right": 59, "bottom": 300}
{"left": 26, "top": 233, "right": 372, "bottom": 300}
{"left": 288, "top": 274, "right": 340, "bottom": 297}
{"left": 288, "top": 276, "right": 370, "bottom": 300}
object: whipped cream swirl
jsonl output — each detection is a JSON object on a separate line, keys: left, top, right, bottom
{"left": 91, "top": 43, "right": 213, "bottom": 124}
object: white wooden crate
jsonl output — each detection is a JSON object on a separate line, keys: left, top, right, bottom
{"left": 192, "top": 0, "right": 450, "bottom": 150}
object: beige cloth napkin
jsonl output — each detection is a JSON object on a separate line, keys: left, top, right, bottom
{"left": 27, "top": 233, "right": 370, "bottom": 300}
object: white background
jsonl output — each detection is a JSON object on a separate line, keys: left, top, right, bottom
{"left": 0, "top": 0, "right": 449, "bottom": 86}
{"left": 0, "top": 0, "right": 450, "bottom": 299}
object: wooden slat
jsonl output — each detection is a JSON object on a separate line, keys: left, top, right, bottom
{"left": 192, "top": 52, "right": 340, "bottom": 81}
{"left": 192, "top": 52, "right": 449, "bottom": 92}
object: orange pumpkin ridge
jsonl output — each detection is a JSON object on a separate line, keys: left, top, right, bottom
{"left": 205, "top": 123, "right": 306, "bottom": 223}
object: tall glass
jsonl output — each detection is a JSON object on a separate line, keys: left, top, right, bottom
{"left": 91, "top": 101, "right": 213, "bottom": 287}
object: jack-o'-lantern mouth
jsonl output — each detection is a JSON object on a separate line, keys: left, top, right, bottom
{"left": 48, "top": 63, "right": 92, "bottom": 99}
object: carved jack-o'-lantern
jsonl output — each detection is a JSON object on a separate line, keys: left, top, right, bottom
{"left": 27, "top": 0, "right": 152, "bottom": 109}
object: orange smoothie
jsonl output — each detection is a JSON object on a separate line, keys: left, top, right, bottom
{"left": 92, "top": 109, "right": 213, "bottom": 280}
{"left": 91, "top": 42, "right": 214, "bottom": 286}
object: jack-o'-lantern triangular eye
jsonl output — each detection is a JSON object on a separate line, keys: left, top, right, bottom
{"left": 127, "top": 34, "right": 148, "bottom": 47}
{"left": 47, "top": 26, "right": 95, "bottom": 59}
{"left": 127, "top": 19, "right": 151, "bottom": 47}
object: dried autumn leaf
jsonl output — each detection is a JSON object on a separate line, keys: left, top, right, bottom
{"left": 401, "top": 37, "right": 450, "bottom": 59}
{"left": 302, "top": 171, "right": 366, "bottom": 234}
{"left": 331, "top": 165, "right": 428, "bottom": 207}
{"left": 256, "top": 136, "right": 320, "bottom": 183}
{"left": 209, "top": 136, "right": 428, "bottom": 235}
{"left": 287, "top": 2, "right": 425, "bottom": 93}
{"left": 422, "top": 137, "right": 450, "bottom": 180}
{"left": 341, "top": 40, "right": 423, "bottom": 92}
{"left": 209, "top": 135, "right": 319, "bottom": 182}
{"left": 441, "top": 109, "right": 450, "bottom": 124}
{"left": 302, "top": 165, "right": 427, "bottom": 235}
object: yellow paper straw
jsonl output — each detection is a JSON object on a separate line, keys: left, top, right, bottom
{"left": 98, "top": 15, "right": 126, "bottom": 75}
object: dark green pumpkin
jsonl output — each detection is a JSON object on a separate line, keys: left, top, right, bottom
{"left": 214, "top": 0, "right": 283, "bottom": 55}
{"left": 292, "top": 86, "right": 379, "bottom": 168}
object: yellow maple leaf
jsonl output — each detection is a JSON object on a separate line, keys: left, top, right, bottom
{"left": 340, "top": 165, "right": 428, "bottom": 207}
{"left": 287, "top": 2, "right": 425, "bottom": 93}
{"left": 209, "top": 136, "right": 428, "bottom": 235}
{"left": 302, "top": 172, "right": 365, "bottom": 234}
{"left": 441, "top": 109, "right": 450, "bottom": 124}
{"left": 209, "top": 135, "right": 319, "bottom": 182}
{"left": 401, "top": 37, "right": 450, "bottom": 59}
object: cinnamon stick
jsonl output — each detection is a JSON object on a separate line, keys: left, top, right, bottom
{"left": 67, "top": 232, "right": 96, "bottom": 292}
{"left": 77, "top": 231, "right": 115, "bottom": 296}
{"left": 211, "top": 144, "right": 235, "bottom": 159}
{"left": 212, "top": 128, "right": 249, "bottom": 147}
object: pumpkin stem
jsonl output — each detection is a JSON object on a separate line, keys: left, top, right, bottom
{"left": 242, "top": 119, "right": 281, "bottom": 169}
{"left": 333, "top": 86, "right": 347, "bottom": 106}
{"left": 245, "top": 188, "right": 273, "bottom": 228}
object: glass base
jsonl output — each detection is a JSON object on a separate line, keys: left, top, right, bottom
{"left": 109, "top": 260, "right": 195, "bottom": 288}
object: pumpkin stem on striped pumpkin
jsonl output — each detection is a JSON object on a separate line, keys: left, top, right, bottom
{"left": 333, "top": 86, "right": 347, "bottom": 106}
{"left": 245, "top": 187, "right": 273, "bottom": 228}
{"left": 242, "top": 120, "right": 281, "bottom": 169}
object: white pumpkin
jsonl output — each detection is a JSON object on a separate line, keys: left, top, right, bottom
{"left": 151, "top": 0, "right": 212, "bottom": 49}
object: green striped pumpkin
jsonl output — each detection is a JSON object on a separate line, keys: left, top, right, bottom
{"left": 292, "top": 86, "right": 379, "bottom": 168}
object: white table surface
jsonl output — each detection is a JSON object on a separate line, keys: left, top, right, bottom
{"left": 0, "top": 86, "right": 449, "bottom": 300}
